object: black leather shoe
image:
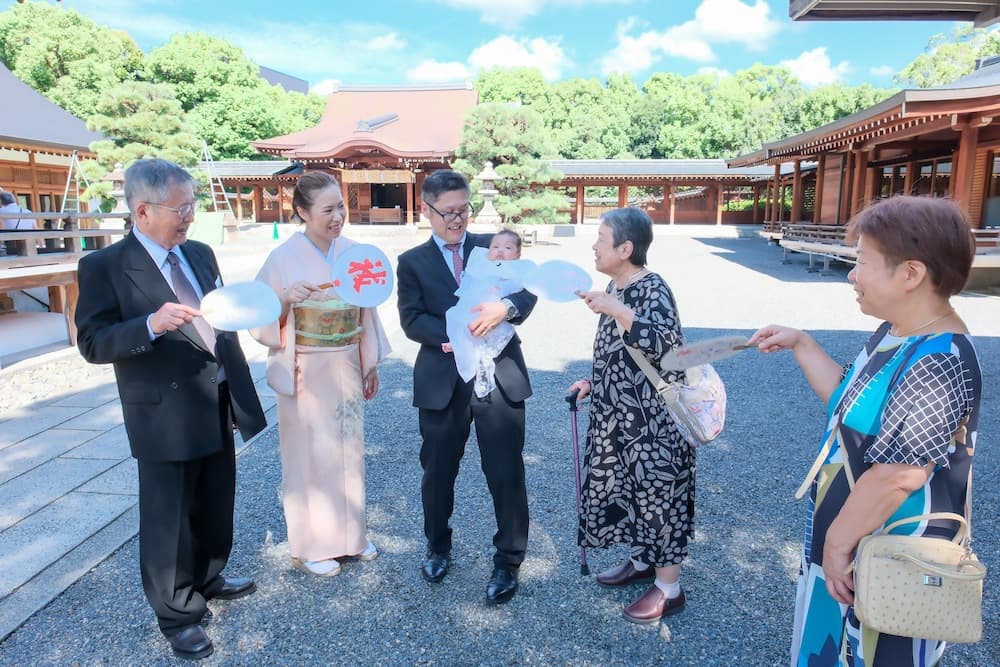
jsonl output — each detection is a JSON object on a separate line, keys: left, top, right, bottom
{"left": 168, "top": 624, "right": 214, "bottom": 660}
{"left": 486, "top": 565, "right": 518, "bottom": 604}
{"left": 422, "top": 552, "right": 450, "bottom": 583}
{"left": 210, "top": 576, "right": 256, "bottom": 600}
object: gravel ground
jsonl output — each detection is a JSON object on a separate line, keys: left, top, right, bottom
{"left": 1, "top": 229, "right": 997, "bottom": 666}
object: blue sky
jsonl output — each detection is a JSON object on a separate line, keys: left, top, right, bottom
{"left": 54, "top": 0, "right": 972, "bottom": 92}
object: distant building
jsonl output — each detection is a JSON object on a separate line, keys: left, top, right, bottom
{"left": 789, "top": 0, "right": 1000, "bottom": 26}
{"left": 259, "top": 66, "right": 309, "bottom": 94}
{"left": 245, "top": 83, "right": 478, "bottom": 223}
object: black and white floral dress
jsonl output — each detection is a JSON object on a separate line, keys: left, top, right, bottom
{"left": 578, "top": 272, "right": 694, "bottom": 567}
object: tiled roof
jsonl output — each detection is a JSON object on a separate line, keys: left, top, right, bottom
{"left": 0, "top": 61, "right": 103, "bottom": 152}
{"left": 253, "top": 84, "right": 477, "bottom": 160}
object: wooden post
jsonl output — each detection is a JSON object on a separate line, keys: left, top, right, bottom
{"left": 668, "top": 184, "right": 676, "bottom": 224}
{"left": 852, "top": 149, "right": 867, "bottom": 218}
{"left": 838, "top": 151, "right": 853, "bottom": 224}
{"left": 791, "top": 160, "right": 803, "bottom": 224}
{"left": 254, "top": 185, "right": 264, "bottom": 222}
{"left": 406, "top": 180, "right": 414, "bottom": 225}
{"left": 752, "top": 184, "right": 761, "bottom": 224}
{"left": 952, "top": 123, "right": 979, "bottom": 210}
{"left": 576, "top": 184, "right": 584, "bottom": 224}
{"left": 617, "top": 184, "right": 627, "bottom": 208}
{"left": 771, "top": 164, "right": 782, "bottom": 226}
{"left": 813, "top": 154, "right": 826, "bottom": 224}
{"left": 716, "top": 183, "right": 723, "bottom": 225}
{"left": 903, "top": 160, "right": 916, "bottom": 196}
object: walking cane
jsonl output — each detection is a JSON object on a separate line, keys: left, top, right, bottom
{"left": 566, "top": 387, "right": 590, "bottom": 575}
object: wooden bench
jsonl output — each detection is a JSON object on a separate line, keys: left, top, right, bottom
{"left": 973, "top": 229, "right": 1000, "bottom": 251}
{"left": 778, "top": 223, "right": 852, "bottom": 274}
{"left": 0, "top": 263, "right": 80, "bottom": 343}
{"left": 0, "top": 225, "right": 128, "bottom": 345}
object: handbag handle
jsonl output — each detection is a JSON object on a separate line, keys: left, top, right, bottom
{"left": 615, "top": 319, "right": 673, "bottom": 395}
{"left": 888, "top": 551, "right": 986, "bottom": 580}
{"left": 882, "top": 511, "right": 969, "bottom": 545}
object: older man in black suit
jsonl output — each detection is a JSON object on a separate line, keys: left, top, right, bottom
{"left": 75, "top": 159, "right": 266, "bottom": 660}
{"left": 396, "top": 169, "right": 536, "bottom": 604}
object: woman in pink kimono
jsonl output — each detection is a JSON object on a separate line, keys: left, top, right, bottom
{"left": 251, "top": 172, "right": 391, "bottom": 577}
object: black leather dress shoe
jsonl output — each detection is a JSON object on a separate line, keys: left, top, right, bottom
{"left": 422, "top": 552, "right": 450, "bottom": 583}
{"left": 486, "top": 565, "right": 519, "bottom": 604}
{"left": 168, "top": 624, "right": 214, "bottom": 660}
{"left": 210, "top": 576, "right": 256, "bottom": 600}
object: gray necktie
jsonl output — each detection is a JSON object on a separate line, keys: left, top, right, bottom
{"left": 444, "top": 242, "right": 463, "bottom": 286}
{"left": 166, "top": 251, "right": 216, "bottom": 354}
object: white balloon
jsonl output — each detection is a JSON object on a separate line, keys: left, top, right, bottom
{"left": 200, "top": 280, "right": 282, "bottom": 331}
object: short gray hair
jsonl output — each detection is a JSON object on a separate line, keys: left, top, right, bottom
{"left": 600, "top": 207, "right": 653, "bottom": 266}
{"left": 124, "top": 158, "right": 196, "bottom": 212}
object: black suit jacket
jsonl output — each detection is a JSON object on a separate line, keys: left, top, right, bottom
{"left": 397, "top": 232, "right": 537, "bottom": 410}
{"left": 75, "top": 233, "right": 266, "bottom": 462}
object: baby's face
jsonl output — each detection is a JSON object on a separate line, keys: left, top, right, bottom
{"left": 488, "top": 236, "right": 520, "bottom": 261}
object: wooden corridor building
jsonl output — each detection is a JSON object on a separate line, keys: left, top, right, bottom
{"left": 727, "top": 55, "right": 1000, "bottom": 233}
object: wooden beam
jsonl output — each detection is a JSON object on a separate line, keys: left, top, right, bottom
{"left": 576, "top": 184, "right": 584, "bottom": 224}
{"left": 668, "top": 184, "right": 676, "bottom": 224}
{"left": 617, "top": 184, "right": 627, "bottom": 208}
{"left": 903, "top": 160, "right": 916, "bottom": 195}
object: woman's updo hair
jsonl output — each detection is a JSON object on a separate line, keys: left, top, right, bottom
{"left": 292, "top": 171, "right": 341, "bottom": 222}
{"left": 600, "top": 207, "right": 653, "bottom": 267}
{"left": 847, "top": 196, "right": 975, "bottom": 296}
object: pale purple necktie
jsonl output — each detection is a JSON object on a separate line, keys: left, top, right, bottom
{"left": 444, "top": 242, "right": 463, "bottom": 286}
{"left": 166, "top": 252, "right": 217, "bottom": 353}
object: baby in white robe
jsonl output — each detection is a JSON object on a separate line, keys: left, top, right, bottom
{"left": 445, "top": 229, "right": 529, "bottom": 397}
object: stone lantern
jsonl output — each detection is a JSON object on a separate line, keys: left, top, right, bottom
{"left": 105, "top": 163, "right": 130, "bottom": 230}
{"left": 474, "top": 161, "right": 502, "bottom": 227}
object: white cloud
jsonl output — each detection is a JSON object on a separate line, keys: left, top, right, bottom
{"left": 468, "top": 36, "right": 570, "bottom": 80}
{"left": 406, "top": 60, "right": 472, "bottom": 83}
{"left": 366, "top": 32, "right": 406, "bottom": 51}
{"left": 694, "top": 0, "right": 781, "bottom": 50}
{"left": 781, "top": 47, "right": 851, "bottom": 86}
{"left": 310, "top": 79, "right": 341, "bottom": 95}
{"left": 870, "top": 64, "right": 895, "bottom": 77}
{"left": 696, "top": 66, "right": 731, "bottom": 79}
{"left": 599, "top": 0, "right": 780, "bottom": 75}
{"left": 435, "top": 0, "right": 633, "bottom": 29}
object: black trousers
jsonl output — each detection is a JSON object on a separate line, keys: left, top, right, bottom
{"left": 136, "top": 384, "right": 236, "bottom": 636}
{"left": 418, "top": 379, "right": 528, "bottom": 568}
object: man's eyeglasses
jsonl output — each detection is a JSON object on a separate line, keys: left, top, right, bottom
{"left": 147, "top": 202, "right": 197, "bottom": 218}
{"left": 425, "top": 201, "right": 474, "bottom": 223}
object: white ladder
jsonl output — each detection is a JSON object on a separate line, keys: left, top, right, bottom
{"left": 60, "top": 150, "right": 92, "bottom": 213}
{"left": 201, "top": 141, "right": 233, "bottom": 215}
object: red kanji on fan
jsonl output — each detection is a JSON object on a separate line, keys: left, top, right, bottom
{"left": 349, "top": 258, "right": 388, "bottom": 293}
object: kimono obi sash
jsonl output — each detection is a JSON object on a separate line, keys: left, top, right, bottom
{"left": 293, "top": 298, "right": 362, "bottom": 347}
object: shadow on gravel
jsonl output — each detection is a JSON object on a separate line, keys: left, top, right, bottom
{"left": 1, "top": 330, "right": 997, "bottom": 666}
{"left": 693, "top": 237, "right": 854, "bottom": 285}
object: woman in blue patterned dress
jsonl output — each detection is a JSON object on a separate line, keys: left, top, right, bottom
{"left": 749, "top": 196, "right": 982, "bottom": 667}
{"left": 569, "top": 207, "right": 693, "bottom": 624}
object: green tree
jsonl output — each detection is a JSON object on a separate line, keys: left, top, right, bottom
{"left": 146, "top": 32, "right": 259, "bottom": 111}
{"left": 0, "top": 0, "right": 144, "bottom": 119}
{"left": 80, "top": 81, "right": 200, "bottom": 199}
{"left": 453, "top": 104, "right": 566, "bottom": 225}
{"left": 897, "top": 25, "right": 1000, "bottom": 88}
{"left": 475, "top": 67, "right": 549, "bottom": 106}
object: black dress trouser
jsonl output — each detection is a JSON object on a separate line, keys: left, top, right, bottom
{"left": 136, "top": 384, "right": 236, "bottom": 636}
{"left": 418, "top": 378, "right": 528, "bottom": 568}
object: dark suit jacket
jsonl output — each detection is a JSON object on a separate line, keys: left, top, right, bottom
{"left": 397, "top": 232, "right": 537, "bottom": 410}
{"left": 75, "top": 233, "right": 266, "bottom": 462}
